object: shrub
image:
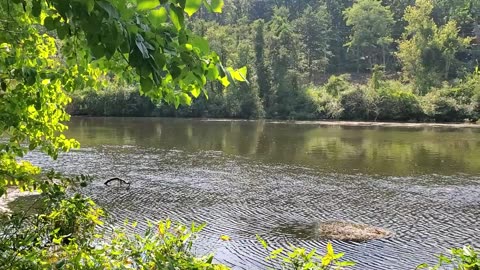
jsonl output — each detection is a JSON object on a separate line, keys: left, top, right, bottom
{"left": 422, "top": 91, "right": 464, "bottom": 122}
{"left": 257, "top": 235, "right": 355, "bottom": 270}
{"left": 375, "top": 81, "right": 423, "bottom": 121}
{"left": 324, "top": 74, "right": 352, "bottom": 97}
{"left": 69, "top": 87, "right": 156, "bottom": 117}
{"left": 306, "top": 87, "right": 343, "bottom": 119}
{"left": 339, "top": 86, "right": 373, "bottom": 120}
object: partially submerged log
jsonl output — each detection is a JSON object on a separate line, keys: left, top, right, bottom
{"left": 104, "top": 178, "right": 131, "bottom": 188}
{"left": 317, "top": 220, "right": 393, "bottom": 242}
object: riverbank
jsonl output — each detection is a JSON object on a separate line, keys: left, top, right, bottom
{"left": 72, "top": 116, "right": 480, "bottom": 129}
{"left": 203, "top": 118, "right": 480, "bottom": 129}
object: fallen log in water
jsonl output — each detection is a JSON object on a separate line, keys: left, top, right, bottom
{"left": 104, "top": 178, "right": 131, "bottom": 188}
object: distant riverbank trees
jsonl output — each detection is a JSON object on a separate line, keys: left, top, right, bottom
{"left": 69, "top": 67, "right": 480, "bottom": 122}
{"left": 69, "top": 0, "right": 480, "bottom": 123}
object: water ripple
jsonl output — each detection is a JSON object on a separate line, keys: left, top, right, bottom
{"left": 25, "top": 148, "right": 480, "bottom": 269}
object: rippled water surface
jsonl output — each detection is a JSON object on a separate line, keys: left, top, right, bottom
{"left": 28, "top": 117, "right": 480, "bottom": 269}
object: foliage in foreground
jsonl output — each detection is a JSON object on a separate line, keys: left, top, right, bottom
{"left": 417, "top": 246, "right": 480, "bottom": 270}
{"left": 257, "top": 235, "right": 355, "bottom": 270}
{"left": 0, "top": 185, "right": 227, "bottom": 269}
{"left": 0, "top": 179, "right": 353, "bottom": 270}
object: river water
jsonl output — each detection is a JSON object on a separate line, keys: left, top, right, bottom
{"left": 28, "top": 117, "right": 480, "bottom": 269}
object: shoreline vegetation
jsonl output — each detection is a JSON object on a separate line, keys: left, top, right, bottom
{"left": 68, "top": 70, "right": 480, "bottom": 124}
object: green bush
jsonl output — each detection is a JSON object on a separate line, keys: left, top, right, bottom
{"left": 339, "top": 86, "right": 373, "bottom": 120}
{"left": 375, "top": 81, "right": 423, "bottom": 121}
{"left": 257, "top": 235, "right": 355, "bottom": 270}
{"left": 324, "top": 74, "right": 352, "bottom": 97}
{"left": 422, "top": 91, "right": 464, "bottom": 122}
{"left": 69, "top": 87, "right": 156, "bottom": 117}
{"left": 305, "top": 87, "right": 343, "bottom": 119}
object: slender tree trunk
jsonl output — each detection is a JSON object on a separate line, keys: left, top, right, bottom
{"left": 382, "top": 47, "right": 386, "bottom": 70}
{"left": 445, "top": 58, "right": 451, "bottom": 80}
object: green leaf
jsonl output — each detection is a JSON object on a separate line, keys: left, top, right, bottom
{"left": 135, "top": 34, "right": 151, "bottom": 59}
{"left": 185, "top": 0, "right": 202, "bottom": 16}
{"left": 169, "top": 4, "right": 184, "bottom": 30}
{"left": 256, "top": 234, "right": 268, "bottom": 249}
{"left": 137, "top": 0, "right": 158, "bottom": 11}
{"left": 85, "top": 0, "right": 95, "bottom": 13}
{"left": 219, "top": 76, "right": 230, "bottom": 87}
{"left": 220, "top": 235, "right": 231, "bottom": 241}
{"left": 44, "top": 16, "right": 55, "bottom": 31}
{"left": 56, "top": 23, "right": 69, "bottom": 40}
{"left": 415, "top": 263, "right": 429, "bottom": 269}
{"left": 149, "top": 7, "right": 168, "bottom": 25}
{"left": 227, "top": 67, "right": 247, "bottom": 82}
{"left": 91, "top": 44, "right": 105, "bottom": 59}
{"left": 191, "top": 86, "right": 201, "bottom": 98}
{"left": 180, "top": 93, "right": 192, "bottom": 105}
{"left": 269, "top": 248, "right": 283, "bottom": 259}
{"left": 210, "top": 0, "right": 223, "bottom": 13}
{"left": 237, "top": 66, "right": 247, "bottom": 80}
{"left": 326, "top": 242, "right": 334, "bottom": 256}
{"left": 336, "top": 261, "right": 356, "bottom": 267}
{"left": 140, "top": 77, "right": 154, "bottom": 93}
{"left": 32, "top": 0, "right": 41, "bottom": 17}
{"left": 174, "top": 95, "right": 180, "bottom": 108}
{"left": 97, "top": 1, "right": 119, "bottom": 18}
{"left": 190, "top": 36, "right": 209, "bottom": 52}
{"left": 206, "top": 64, "right": 219, "bottom": 80}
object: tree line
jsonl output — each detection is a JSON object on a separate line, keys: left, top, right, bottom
{"left": 70, "top": 0, "right": 480, "bottom": 122}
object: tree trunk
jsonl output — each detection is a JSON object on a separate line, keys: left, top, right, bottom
{"left": 382, "top": 47, "right": 386, "bottom": 70}
{"left": 445, "top": 58, "right": 451, "bottom": 80}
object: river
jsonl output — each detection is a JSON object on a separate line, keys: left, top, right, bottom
{"left": 27, "top": 117, "right": 480, "bottom": 269}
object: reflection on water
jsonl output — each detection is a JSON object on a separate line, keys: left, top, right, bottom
{"left": 26, "top": 117, "right": 480, "bottom": 269}
{"left": 67, "top": 117, "right": 480, "bottom": 176}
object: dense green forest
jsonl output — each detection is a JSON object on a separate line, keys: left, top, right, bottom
{"left": 70, "top": 0, "right": 480, "bottom": 122}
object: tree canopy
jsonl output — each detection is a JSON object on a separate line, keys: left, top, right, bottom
{"left": 0, "top": 0, "right": 250, "bottom": 195}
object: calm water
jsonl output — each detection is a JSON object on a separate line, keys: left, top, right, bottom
{"left": 28, "top": 117, "right": 480, "bottom": 269}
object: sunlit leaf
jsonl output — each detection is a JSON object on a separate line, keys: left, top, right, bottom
{"left": 185, "top": 0, "right": 202, "bottom": 16}
{"left": 149, "top": 7, "right": 168, "bottom": 25}
{"left": 256, "top": 235, "right": 268, "bottom": 249}
{"left": 327, "top": 242, "right": 335, "bottom": 255}
{"left": 169, "top": 4, "right": 184, "bottom": 30}
{"left": 137, "top": 0, "right": 158, "bottom": 11}
{"left": 210, "top": 0, "right": 223, "bottom": 13}
{"left": 85, "top": 0, "right": 95, "bottom": 13}
{"left": 220, "top": 235, "right": 231, "bottom": 241}
{"left": 190, "top": 36, "right": 209, "bottom": 52}
{"left": 219, "top": 76, "right": 230, "bottom": 87}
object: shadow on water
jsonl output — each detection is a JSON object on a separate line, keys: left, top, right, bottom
{"left": 25, "top": 117, "right": 480, "bottom": 269}
{"left": 4, "top": 194, "right": 43, "bottom": 216}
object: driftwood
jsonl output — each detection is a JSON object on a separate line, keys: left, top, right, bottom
{"left": 104, "top": 178, "right": 131, "bottom": 188}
